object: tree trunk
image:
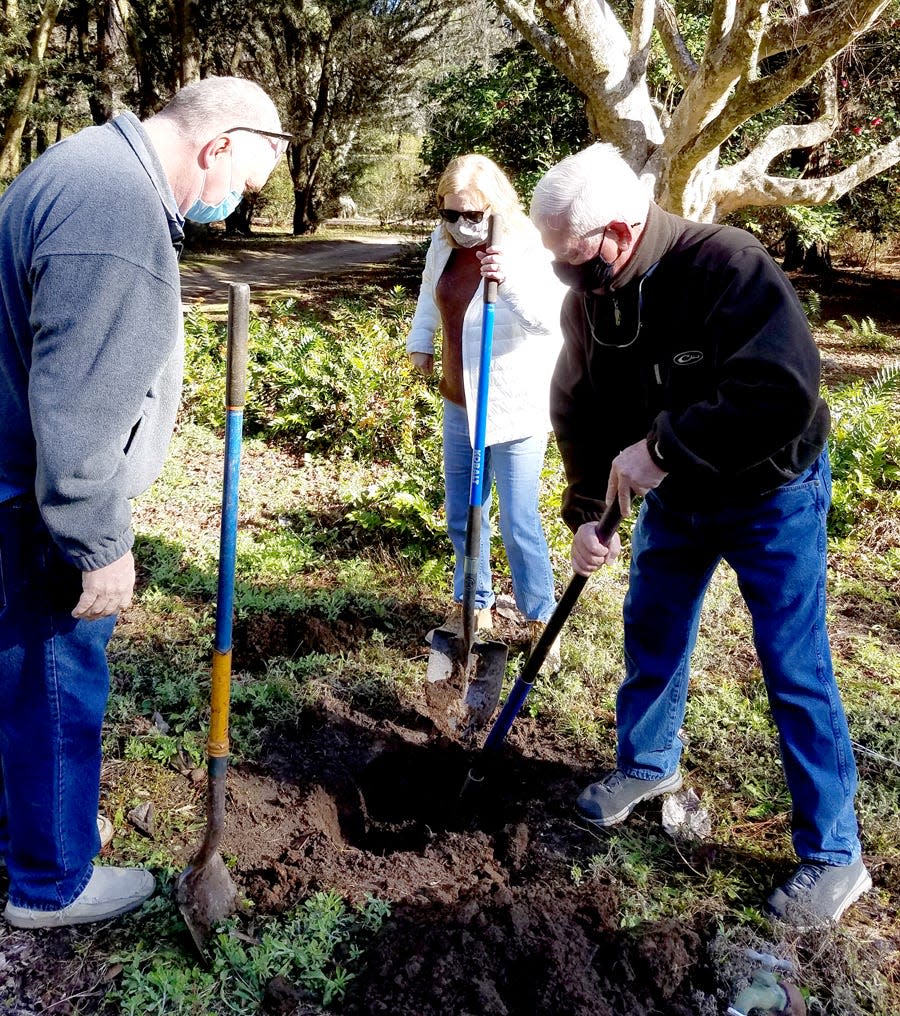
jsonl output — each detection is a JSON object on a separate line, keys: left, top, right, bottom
{"left": 782, "top": 231, "right": 833, "bottom": 273}
{"left": 0, "top": 0, "right": 62, "bottom": 180}
{"left": 173, "top": 0, "right": 201, "bottom": 86}
{"left": 88, "top": 0, "right": 132, "bottom": 124}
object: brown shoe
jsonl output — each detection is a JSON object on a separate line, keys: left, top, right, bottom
{"left": 529, "top": 620, "right": 562, "bottom": 672}
{"left": 426, "top": 603, "right": 493, "bottom": 644}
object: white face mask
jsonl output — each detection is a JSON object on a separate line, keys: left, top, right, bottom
{"left": 445, "top": 217, "right": 490, "bottom": 247}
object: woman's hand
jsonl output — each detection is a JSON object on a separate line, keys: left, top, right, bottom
{"left": 476, "top": 244, "right": 506, "bottom": 286}
{"left": 409, "top": 352, "right": 433, "bottom": 376}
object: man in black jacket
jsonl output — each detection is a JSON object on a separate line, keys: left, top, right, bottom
{"left": 530, "top": 143, "right": 870, "bottom": 926}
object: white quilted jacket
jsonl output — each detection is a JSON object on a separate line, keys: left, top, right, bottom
{"left": 406, "top": 222, "right": 567, "bottom": 446}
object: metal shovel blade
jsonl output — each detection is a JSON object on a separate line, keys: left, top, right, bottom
{"left": 176, "top": 852, "right": 241, "bottom": 954}
{"left": 425, "top": 628, "right": 508, "bottom": 735}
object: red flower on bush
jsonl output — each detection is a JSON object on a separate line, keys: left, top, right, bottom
{"left": 871, "top": 117, "right": 883, "bottom": 126}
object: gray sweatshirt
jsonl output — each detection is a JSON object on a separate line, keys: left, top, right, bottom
{"left": 0, "top": 112, "right": 185, "bottom": 570}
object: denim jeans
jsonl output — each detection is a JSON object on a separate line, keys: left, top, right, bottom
{"left": 617, "top": 451, "right": 861, "bottom": 864}
{"left": 442, "top": 399, "right": 556, "bottom": 621}
{"left": 0, "top": 496, "right": 113, "bottom": 909}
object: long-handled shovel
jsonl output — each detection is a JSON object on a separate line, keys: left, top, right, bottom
{"left": 425, "top": 214, "right": 509, "bottom": 736}
{"left": 177, "top": 283, "right": 249, "bottom": 953}
{"left": 461, "top": 501, "right": 622, "bottom": 796}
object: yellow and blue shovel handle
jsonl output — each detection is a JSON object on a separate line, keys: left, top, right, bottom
{"left": 208, "top": 283, "right": 250, "bottom": 767}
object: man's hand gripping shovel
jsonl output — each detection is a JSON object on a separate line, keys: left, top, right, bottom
{"left": 425, "top": 214, "right": 509, "bottom": 737}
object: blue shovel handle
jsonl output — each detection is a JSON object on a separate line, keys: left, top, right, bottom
{"left": 461, "top": 214, "right": 501, "bottom": 649}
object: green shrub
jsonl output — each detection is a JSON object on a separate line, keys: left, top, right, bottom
{"left": 182, "top": 291, "right": 446, "bottom": 555}
{"left": 828, "top": 365, "right": 900, "bottom": 535}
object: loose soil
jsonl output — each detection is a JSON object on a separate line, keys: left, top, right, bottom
{"left": 1, "top": 238, "right": 898, "bottom": 1016}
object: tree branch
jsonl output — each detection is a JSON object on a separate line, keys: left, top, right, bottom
{"left": 760, "top": 0, "right": 891, "bottom": 60}
{"left": 713, "top": 134, "right": 900, "bottom": 215}
{"left": 493, "top": 0, "right": 580, "bottom": 85}
{"left": 682, "top": 1, "right": 884, "bottom": 172}
{"left": 630, "top": 0, "right": 656, "bottom": 81}
{"left": 706, "top": 0, "right": 737, "bottom": 52}
{"left": 654, "top": 0, "right": 697, "bottom": 87}
{"left": 713, "top": 64, "right": 838, "bottom": 199}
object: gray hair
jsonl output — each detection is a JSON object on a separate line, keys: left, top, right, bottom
{"left": 152, "top": 77, "right": 281, "bottom": 144}
{"left": 530, "top": 143, "right": 651, "bottom": 238}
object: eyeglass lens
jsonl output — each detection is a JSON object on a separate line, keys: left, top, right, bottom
{"left": 439, "top": 208, "right": 485, "bottom": 224}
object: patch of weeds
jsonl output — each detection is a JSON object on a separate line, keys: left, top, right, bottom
{"left": 583, "top": 825, "right": 742, "bottom": 927}
{"left": 109, "top": 890, "right": 390, "bottom": 1015}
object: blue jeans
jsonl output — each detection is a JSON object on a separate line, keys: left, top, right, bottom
{"left": 618, "top": 451, "right": 861, "bottom": 864}
{"left": 443, "top": 400, "right": 556, "bottom": 621}
{"left": 0, "top": 496, "right": 113, "bottom": 909}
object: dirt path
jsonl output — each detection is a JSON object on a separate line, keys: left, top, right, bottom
{"left": 179, "top": 230, "right": 417, "bottom": 303}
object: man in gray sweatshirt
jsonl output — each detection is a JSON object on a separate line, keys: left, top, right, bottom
{"left": 0, "top": 76, "right": 290, "bottom": 928}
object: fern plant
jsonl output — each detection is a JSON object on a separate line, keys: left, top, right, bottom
{"left": 824, "top": 314, "right": 894, "bottom": 351}
{"left": 827, "top": 364, "right": 900, "bottom": 536}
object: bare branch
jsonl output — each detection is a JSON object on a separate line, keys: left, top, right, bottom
{"left": 713, "top": 134, "right": 900, "bottom": 215}
{"left": 654, "top": 0, "right": 697, "bottom": 87}
{"left": 706, "top": 0, "right": 737, "bottom": 51}
{"left": 493, "top": 0, "right": 581, "bottom": 87}
{"left": 630, "top": 0, "right": 656, "bottom": 81}
{"left": 716, "top": 64, "right": 838, "bottom": 192}
{"left": 761, "top": 0, "right": 891, "bottom": 60}
{"left": 681, "top": 1, "right": 884, "bottom": 173}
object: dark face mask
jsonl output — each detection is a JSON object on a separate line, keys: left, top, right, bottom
{"left": 551, "top": 228, "right": 616, "bottom": 293}
{"left": 551, "top": 252, "right": 616, "bottom": 293}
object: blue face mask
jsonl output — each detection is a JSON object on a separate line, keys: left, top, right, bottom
{"left": 185, "top": 188, "right": 243, "bottom": 223}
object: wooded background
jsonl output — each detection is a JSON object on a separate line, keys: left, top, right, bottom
{"left": 2, "top": 0, "right": 898, "bottom": 258}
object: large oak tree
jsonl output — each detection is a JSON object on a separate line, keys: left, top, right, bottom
{"left": 494, "top": 0, "right": 900, "bottom": 220}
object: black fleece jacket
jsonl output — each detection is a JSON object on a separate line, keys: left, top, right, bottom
{"left": 551, "top": 204, "right": 830, "bottom": 532}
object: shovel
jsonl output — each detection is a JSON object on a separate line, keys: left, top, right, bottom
{"left": 425, "top": 214, "right": 509, "bottom": 736}
{"left": 461, "top": 501, "right": 622, "bottom": 795}
{"left": 176, "top": 283, "right": 249, "bottom": 953}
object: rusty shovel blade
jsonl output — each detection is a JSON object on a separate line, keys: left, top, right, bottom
{"left": 176, "top": 850, "right": 241, "bottom": 955}
{"left": 425, "top": 628, "right": 508, "bottom": 735}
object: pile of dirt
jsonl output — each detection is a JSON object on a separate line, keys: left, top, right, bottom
{"left": 201, "top": 696, "right": 730, "bottom": 1015}
{"left": 341, "top": 884, "right": 719, "bottom": 1016}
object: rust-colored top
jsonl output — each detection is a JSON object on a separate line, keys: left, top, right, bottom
{"left": 435, "top": 246, "right": 483, "bottom": 406}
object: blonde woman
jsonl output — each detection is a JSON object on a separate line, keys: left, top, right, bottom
{"left": 407, "top": 154, "right": 567, "bottom": 665}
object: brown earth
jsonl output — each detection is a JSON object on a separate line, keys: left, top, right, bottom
{"left": 1, "top": 244, "right": 898, "bottom": 1015}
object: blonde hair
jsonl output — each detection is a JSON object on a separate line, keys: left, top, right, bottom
{"left": 530, "top": 143, "right": 650, "bottom": 239}
{"left": 436, "top": 153, "right": 531, "bottom": 242}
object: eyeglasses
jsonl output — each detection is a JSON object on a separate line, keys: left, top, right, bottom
{"left": 223, "top": 127, "right": 297, "bottom": 158}
{"left": 438, "top": 208, "right": 486, "bottom": 224}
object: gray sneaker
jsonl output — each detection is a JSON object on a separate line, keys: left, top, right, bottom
{"left": 576, "top": 768, "right": 684, "bottom": 828}
{"left": 766, "top": 857, "right": 872, "bottom": 925}
{"left": 4, "top": 864, "right": 155, "bottom": 928}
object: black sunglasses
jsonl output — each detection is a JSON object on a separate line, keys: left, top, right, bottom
{"left": 223, "top": 126, "right": 297, "bottom": 158}
{"left": 438, "top": 208, "right": 486, "bottom": 224}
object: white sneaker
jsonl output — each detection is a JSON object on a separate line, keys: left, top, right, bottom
{"left": 0, "top": 814, "right": 114, "bottom": 871}
{"left": 4, "top": 865, "right": 155, "bottom": 928}
{"left": 425, "top": 603, "right": 493, "bottom": 644}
